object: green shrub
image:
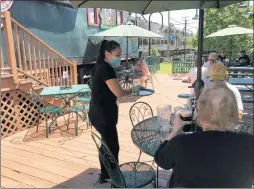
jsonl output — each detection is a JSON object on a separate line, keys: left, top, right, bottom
{"left": 152, "top": 48, "right": 160, "bottom": 56}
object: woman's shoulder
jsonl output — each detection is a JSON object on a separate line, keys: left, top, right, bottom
{"left": 96, "top": 62, "right": 114, "bottom": 71}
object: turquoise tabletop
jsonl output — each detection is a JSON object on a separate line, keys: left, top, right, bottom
{"left": 40, "top": 85, "right": 90, "bottom": 96}
{"left": 228, "top": 78, "right": 254, "bottom": 86}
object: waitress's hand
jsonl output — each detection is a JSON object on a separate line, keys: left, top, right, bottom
{"left": 132, "top": 85, "right": 141, "bottom": 93}
{"left": 173, "top": 113, "right": 192, "bottom": 132}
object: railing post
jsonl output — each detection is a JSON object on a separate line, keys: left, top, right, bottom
{"left": 2, "top": 11, "right": 18, "bottom": 82}
{"left": 71, "top": 60, "right": 77, "bottom": 85}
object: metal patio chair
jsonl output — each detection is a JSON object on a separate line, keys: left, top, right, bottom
{"left": 129, "top": 102, "right": 154, "bottom": 162}
{"left": 91, "top": 132, "right": 156, "bottom": 188}
{"left": 29, "top": 90, "right": 64, "bottom": 138}
{"left": 70, "top": 88, "right": 91, "bottom": 135}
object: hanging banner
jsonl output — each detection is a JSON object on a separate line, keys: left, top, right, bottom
{"left": 1, "top": 0, "right": 14, "bottom": 12}
{"left": 99, "top": 9, "right": 116, "bottom": 30}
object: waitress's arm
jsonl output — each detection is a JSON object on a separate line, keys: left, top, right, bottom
{"left": 106, "top": 78, "right": 132, "bottom": 98}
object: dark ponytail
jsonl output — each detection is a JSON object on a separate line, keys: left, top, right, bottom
{"left": 96, "top": 40, "right": 109, "bottom": 65}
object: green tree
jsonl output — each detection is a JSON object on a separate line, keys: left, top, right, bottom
{"left": 192, "top": 2, "right": 253, "bottom": 59}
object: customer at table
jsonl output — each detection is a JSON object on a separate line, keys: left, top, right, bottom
{"left": 187, "top": 59, "right": 209, "bottom": 96}
{"left": 238, "top": 50, "right": 250, "bottom": 66}
{"left": 218, "top": 51, "right": 226, "bottom": 63}
{"left": 154, "top": 82, "right": 253, "bottom": 188}
{"left": 88, "top": 40, "right": 140, "bottom": 184}
{"left": 135, "top": 59, "right": 151, "bottom": 88}
{"left": 209, "top": 64, "right": 244, "bottom": 119}
{"left": 193, "top": 52, "right": 205, "bottom": 66}
{"left": 203, "top": 52, "right": 223, "bottom": 73}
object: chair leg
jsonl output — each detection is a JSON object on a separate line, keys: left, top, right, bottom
{"left": 75, "top": 113, "right": 78, "bottom": 136}
{"left": 35, "top": 113, "right": 41, "bottom": 132}
{"left": 137, "top": 150, "right": 142, "bottom": 162}
{"left": 153, "top": 177, "right": 157, "bottom": 188}
{"left": 151, "top": 77, "right": 154, "bottom": 90}
{"left": 45, "top": 116, "right": 49, "bottom": 138}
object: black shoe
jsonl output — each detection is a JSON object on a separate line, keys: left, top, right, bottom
{"left": 98, "top": 174, "right": 110, "bottom": 184}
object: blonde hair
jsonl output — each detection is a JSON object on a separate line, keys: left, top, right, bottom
{"left": 195, "top": 82, "right": 239, "bottom": 131}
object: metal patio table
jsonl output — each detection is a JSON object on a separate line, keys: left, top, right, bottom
{"left": 228, "top": 78, "right": 254, "bottom": 91}
{"left": 131, "top": 116, "right": 173, "bottom": 187}
{"left": 40, "top": 84, "right": 91, "bottom": 135}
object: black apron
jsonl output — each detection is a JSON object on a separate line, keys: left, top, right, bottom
{"left": 89, "top": 102, "right": 118, "bottom": 126}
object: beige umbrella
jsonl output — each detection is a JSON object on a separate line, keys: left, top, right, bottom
{"left": 71, "top": 1, "right": 241, "bottom": 15}
{"left": 90, "top": 22, "right": 163, "bottom": 64}
{"left": 205, "top": 25, "right": 253, "bottom": 37}
{"left": 205, "top": 25, "right": 254, "bottom": 59}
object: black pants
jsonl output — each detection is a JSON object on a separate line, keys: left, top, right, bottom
{"left": 93, "top": 124, "right": 120, "bottom": 178}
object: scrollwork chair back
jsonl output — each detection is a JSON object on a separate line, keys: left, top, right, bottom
{"left": 129, "top": 102, "right": 154, "bottom": 127}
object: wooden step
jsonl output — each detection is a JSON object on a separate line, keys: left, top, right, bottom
{"left": 1, "top": 74, "right": 13, "bottom": 79}
{"left": 19, "top": 78, "right": 33, "bottom": 84}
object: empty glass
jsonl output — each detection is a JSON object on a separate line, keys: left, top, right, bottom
{"left": 157, "top": 104, "right": 172, "bottom": 121}
{"left": 157, "top": 104, "right": 172, "bottom": 139}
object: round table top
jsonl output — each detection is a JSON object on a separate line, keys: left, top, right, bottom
{"left": 131, "top": 116, "right": 173, "bottom": 157}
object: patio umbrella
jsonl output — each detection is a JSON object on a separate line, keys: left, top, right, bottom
{"left": 205, "top": 25, "right": 254, "bottom": 59}
{"left": 71, "top": 1, "right": 241, "bottom": 15}
{"left": 90, "top": 22, "right": 163, "bottom": 65}
{"left": 205, "top": 25, "right": 253, "bottom": 37}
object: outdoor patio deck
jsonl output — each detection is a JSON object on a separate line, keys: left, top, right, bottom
{"left": 1, "top": 74, "right": 253, "bottom": 188}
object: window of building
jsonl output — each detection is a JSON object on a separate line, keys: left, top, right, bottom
{"left": 157, "top": 39, "right": 160, "bottom": 45}
{"left": 161, "top": 40, "right": 165, "bottom": 44}
{"left": 171, "top": 40, "right": 174, "bottom": 45}
{"left": 152, "top": 39, "right": 156, "bottom": 45}
{"left": 87, "top": 8, "right": 99, "bottom": 26}
{"left": 143, "top": 39, "right": 148, "bottom": 45}
{"left": 165, "top": 40, "right": 168, "bottom": 44}
{"left": 116, "top": 10, "right": 123, "bottom": 25}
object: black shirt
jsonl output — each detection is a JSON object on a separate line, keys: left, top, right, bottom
{"left": 89, "top": 62, "right": 118, "bottom": 126}
{"left": 91, "top": 62, "right": 117, "bottom": 104}
{"left": 154, "top": 131, "right": 253, "bottom": 188}
{"left": 218, "top": 55, "right": 226, "bottom": 62}
{"left": 239, "top": 55, "right": 250, "bottom": 66}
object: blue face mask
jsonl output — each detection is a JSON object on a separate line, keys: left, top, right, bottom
{"left": 110, "top": 57, "right": 121, "bottom": 67}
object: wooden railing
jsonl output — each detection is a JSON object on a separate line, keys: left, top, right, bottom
{"left": 1, "top": 11, "right": 77, "bottom": 86}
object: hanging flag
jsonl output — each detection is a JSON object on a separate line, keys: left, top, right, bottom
{"left": 1, "top": 0, "right": 14, "bottom": 12}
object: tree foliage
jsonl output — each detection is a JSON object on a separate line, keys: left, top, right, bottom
{"left": 192, "top": 2, "right": 253, "bottom": 59}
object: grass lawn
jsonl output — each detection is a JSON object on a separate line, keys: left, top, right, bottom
{"left": 156, "top": 62, "right": 172, "bottom": 74}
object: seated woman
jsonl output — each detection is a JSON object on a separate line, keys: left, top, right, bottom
{"left": 208, "top": 64, "right": 244, "bottom": 120}
{"left": 135, "top": 59, "right": 151, "bottom": 88}
{"left": 154, "top": 82, "right": 253, "bottom": 188}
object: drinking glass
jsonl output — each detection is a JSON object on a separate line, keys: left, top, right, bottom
{"left": 132, "top": 78, "right": 140, "bottom": 95}
{"left": 157, "top": 104, "right": 172, "bottom": 139}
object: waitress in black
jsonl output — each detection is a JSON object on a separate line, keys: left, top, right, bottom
{"left": 88, "top": 40, "right": 139, "bottom": 184}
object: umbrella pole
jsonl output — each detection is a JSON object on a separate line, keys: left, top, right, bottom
{"left": 230, "top": 36, "right": 232, "bottom": 60}
{"left": 126, "top": 36, "right": 129, "bottom": 68}
{"left": 195, "top": 8, "right": 205, "bottom": 100}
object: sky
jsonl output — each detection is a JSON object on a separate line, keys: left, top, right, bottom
{"left": 138, "top": 1, "right": 253, "bottom": 34}
{"left": 133, "top": 9, "right": 199, "bottom": 34}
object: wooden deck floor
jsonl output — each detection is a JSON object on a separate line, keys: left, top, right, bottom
{"left": 2, "top": 74, "right": 244, "bottom": 188}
